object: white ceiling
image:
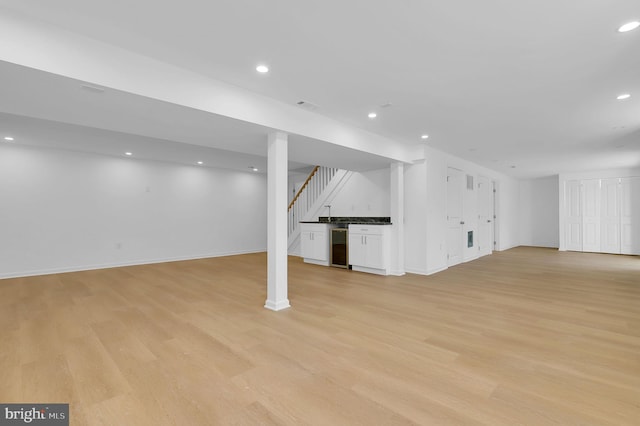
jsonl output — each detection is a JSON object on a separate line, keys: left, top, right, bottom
{"left": 0, "top": 0, "right": 639, "bottom": 178}
{"left": 0, "top": 61, "right": 395, "bottom": 173}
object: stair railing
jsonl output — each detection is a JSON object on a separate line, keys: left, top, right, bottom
{"left": 288, "top": 166, "right": 338, "bottom": 236}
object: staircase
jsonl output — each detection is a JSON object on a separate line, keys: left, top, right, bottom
{"left": 288, "top": 166, "right": 352, "bottom": 255}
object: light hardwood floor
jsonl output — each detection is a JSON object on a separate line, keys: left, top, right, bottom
{"left": 1, "top": 247, "right": 639, "bottom": 425}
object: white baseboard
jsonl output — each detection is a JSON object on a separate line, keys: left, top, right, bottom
{"left": 463, "top": 254, "right": 480, "bottom": 263}
{"left": 404, "top": 267, "right": 429, "bottom": 275}
{"left": 352, "top": 265, "right": 390, "bottom": 276}
{"left": 426, "top": 265, "right": 449, "bottom": 275}
{"left": 264, "top": 299, "right": 291, "bottom": 311}
{"left": 406, "top": 263, "right": 449, "bottom": 276}
{"left": 303, "top": 258, "right": 331, "bottom": 267}
{"left": 0, "top": 248, "right": 266, "bottom": 280}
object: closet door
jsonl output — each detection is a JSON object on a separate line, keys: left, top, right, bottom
{"left": 477, "top": 176, "right": 493, "bottom": 257}
{"left": 621, "top": 177, "right": 640, "bottom": 255}
{"left": 462, "top": 174, "right": 477, "bottom": 262}
{"left": 582, "top": 179, "right": 601, "bottom": 252}
{"left": 565, "top": 180, "right": 582, "bottom": 251}
{"left": 600, "top": 178, "right": 621, "bottom": 254}
{"left": 446, "top": 168, "right": 464, "bottom": 266}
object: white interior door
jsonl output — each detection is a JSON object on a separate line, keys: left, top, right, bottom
{"left": 477, "top": 176, "right": 493, "bottom": 257}
{"left": 447, "top": 168, "right": 463, "bottom": 267}
{"left": 565, "top": 180, "right": 582, "bottom": 251}
{"left": 621, "top": 177, "right": 640, "bottom": 255}
{"left": 582, "top": 179, "right": 601, "bottom": 252}
{"left": 600, "top": 178, "right": 621, "bottom": 254}
{"left": 462, "top": 174, "right": 477, "bottom": 261}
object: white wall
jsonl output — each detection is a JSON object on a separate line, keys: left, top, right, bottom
{"left": 424, "top": 152, "right": 449, "bottom": 274}
{"left": 404, "top": 146, "right": 521, "bottom": 275}
{"left": 327, "top": 168, "right": 391, "bottom": 217}
{"left": 404, "top": 161, "right": 428, "bottom": 273}
{"left": 519, "top": 176, "right": 559, "bottom": 248}
{"left": 0, "top": 144, "right": 267, "bottom": 278}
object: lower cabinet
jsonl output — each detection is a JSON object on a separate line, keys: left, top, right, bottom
{"left": 300, "top": 223, "right": 331, "bottom": 266}
{"left": 348, "top": 225, "right": 390, "bottom": 275}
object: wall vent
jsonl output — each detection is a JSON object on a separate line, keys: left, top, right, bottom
{"left": 296, "top": 100, "right": 319, "bottom": 111}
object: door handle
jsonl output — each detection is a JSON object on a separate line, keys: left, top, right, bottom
{"left": 487, "top": 220, "right": 491, "bottom": 223}
{"left": 460, "top": 221, "right": 465, "bottom": 225}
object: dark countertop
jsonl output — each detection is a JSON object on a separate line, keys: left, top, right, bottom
{"left": 300, "top": 216, "right": 392, "bottom": 226}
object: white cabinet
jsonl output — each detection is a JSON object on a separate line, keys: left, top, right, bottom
{"left": 348, "top": 225, "right": 390, "bottom": 275}
{"left": 300, "top": 223, "right": 331, "bottom": 266}
{"left": 348, "top": 233, "right": 366, "bottom": 266}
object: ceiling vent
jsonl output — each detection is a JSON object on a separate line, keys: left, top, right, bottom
{"left": 296, "top": 100, "right": 319, "bottom": 111}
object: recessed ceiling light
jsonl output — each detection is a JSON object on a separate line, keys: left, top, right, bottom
{"left": 250, "top": 166, "right": 259, "bottom": 172}
{"left": 617, "top": 93, "right": 631, "bottom": 100}
{"left": 256, "top": 65, "right": 269, "bottom": 73}
{"left": 4, "top": 136, "right": 14, "bottom": 141}
{"left": 368, "top": 112, "right": 377, "bottom": 119}
{"left": 197, "top": 161, "right": 203, "bottom": 165}
{"left": 618, "top": 21, "right": 640, "bottom": 33}
{"left": 421, "top": 134, "right": 429, "bottom": 139}
{"left": 125, "top": 152, "right": 132, "bottom": 156}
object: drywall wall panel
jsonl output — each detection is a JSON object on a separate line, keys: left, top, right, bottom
{"left": 403, "top": 161, "right": 428, "bottom": 274}
{"left": 519, "top": 176, "right": 559, "bottom": 248}
{"left": 0, "top": 144, "right": 267, "bottom": 278}
{"left": 327, "top": 168, "right": 391, "bottom": 217}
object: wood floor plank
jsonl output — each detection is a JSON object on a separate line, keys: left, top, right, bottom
{"left": 21, "top": 355, "right": 74, "bottom": 404}
{"left": 63, "top": 334, "right": 131, "bottom": 406}
{"left": 0, "top": 247, "right": 638, "bottom": 424}
{"left": 0, "top": 329, "right": 21, "bottom": 402}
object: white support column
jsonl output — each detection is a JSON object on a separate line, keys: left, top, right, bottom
{"left": 390, "top": 162, "right": 406, "bottom": 276}
{"left": 265, "top": 131, "right": 291, "bottom": 311}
